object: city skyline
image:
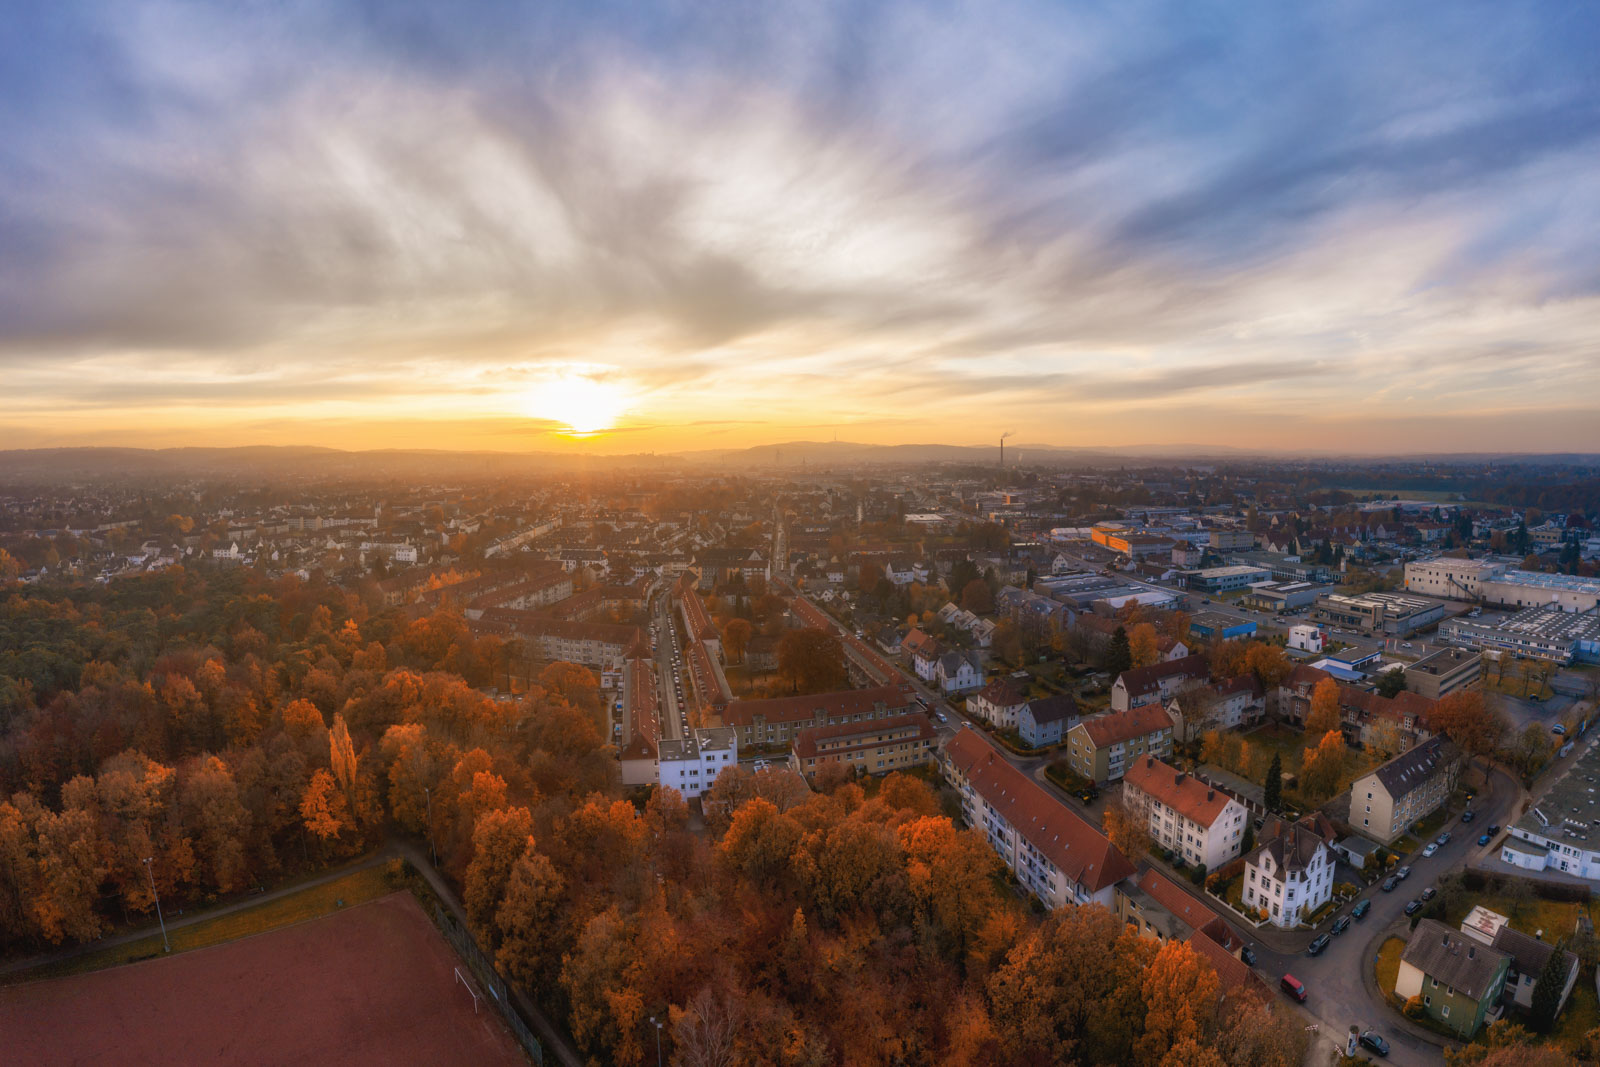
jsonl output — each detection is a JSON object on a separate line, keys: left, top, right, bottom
{"left": 3, "top": 2, "right": 1598, "bottom": 454}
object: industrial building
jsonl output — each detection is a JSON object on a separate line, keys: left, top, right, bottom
{"left": 1179, "top": 564, "right": 1272, "bottom": 593}
{"left": 1439, "top": 606, "right": 1600, "bottom": 665}
{"left": 1403, "top": 647, "right": 1482, "bottom": 701}
{"left": 1406, "top": 558, "right": 1600, "bottom": 614}
{"left": 1312, "top": 591, "right": 1446, "bottom": 637}
{"left": 1240, "top": 581, "right": 1329, "bottom": 613}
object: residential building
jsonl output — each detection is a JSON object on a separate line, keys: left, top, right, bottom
{"left": 1241, "top": 814, "right": 1336, "bottom": 928}
{"left": 1404, "top": 647, "right": 1482, "bottom": 701}
{"left": 718, "top": 684, "right": 916, "bottom": 747}
{"left": 1313, "top": 591, "right": 1446, "bottom": 637}
{"left": 936, "top": 650, "right": 983, "bottom": 693}
{"left": 1349, "top": 736, "right": 1462, "bottom": 844}
{"left": 1439, "top": 606, "right": 1600, "bottom": 665}
{"left": 1111, "top": 654, "right": 1210, "bottom": 711}
{"left": 788, "top": 712, "right": 938, "bottom": 780}
{"left": 941, "top": 728, "right": 1135, "bottom": 910}
{"left": 1116, "top": 868, "right": 1259, "bottom": 993}
{"left": 1164, "top": 674, "right": 1265, "bottom": 742}
{"left": 1067, "top": 705, "right": 1175, "bottom": 784}
{"left": 473, "top": 610, "right": 643, "bottom": 672}
{"left": 1123, "top": 756, "right": 1249, "bottom": 869}
{"left": 656, "top": 727, "right": 739, "bottom": 799}
{"left": 1018, "top": 694, "right": 1080, "bottom": 748}
{"left": 1209, "top": 529, "right": 1256, "bottom": 551}
{"left": 1396, "top": 920, "right": 1511, "bottom": 1039}
{"left": 902, "top": 627, "right": 942, "bottom": 682}
{"left": 967, "top": 677, "right": 1027, "bottom": 730}
{"left": 1473, "top": 920, "right": 1578, "bottom": 1015}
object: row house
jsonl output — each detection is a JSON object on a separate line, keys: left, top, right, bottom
{"left": 788, "top": 713, "right": 938, "bottom": 780}
{"left": 941, "top": 729, "right": 1134, "bottom": 910}
{"left": 1110, "top": 654, "right": 1210, "bottom": 712}
{"left": 717, "top": 684, "right": 916, "bottom": 748}
{"left": 1164, "top": 674, "right": 1265, "bottom": 744}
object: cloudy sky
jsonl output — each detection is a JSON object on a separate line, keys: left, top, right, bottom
{"left": 2, "top": 1, "right": 1598, "bottom": 454}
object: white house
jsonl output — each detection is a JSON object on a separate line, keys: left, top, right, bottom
{"left": 1241, "top": 815, "right": 1336, "bottom": 928}
{"left": 937, "top": 650, "right": 983, "bottom": 693}
{"left": 1288, "top": 624, "right": 1325, "bottom": 654}
{"left": 655, "top": 727, "right": 738, "bottom": 799}
{"left": 1123, "top": 756, "right": 1249, "bottom": 870}
{"left": 967, "top": 677, "right": 1027, "bottom": 729}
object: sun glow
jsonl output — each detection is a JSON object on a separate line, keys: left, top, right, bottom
{"left": 521, "top": 373, "right": 630, "bottom": 435}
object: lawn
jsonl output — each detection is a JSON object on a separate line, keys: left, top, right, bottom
{"left": 1375, "top": 936, "right": 1405, "bottom": 998}
{"left": 1237, "top": 723, "right": 1385, "bottom": 810}
{"left": 1552, "top": 977, "right": 1600, "bottom": 1049}
{"left": 4, "top": 862, "right": 399, "bottom": 985}
{"left": 1438, "top": 890, "right": 1600, "bottom": 944}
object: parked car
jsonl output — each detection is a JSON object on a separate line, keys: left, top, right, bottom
{"left": 1478, "top": 833, "right": 1493, "bottom": 846}
{"left": 1421, "top": 887, "right": 1437, "bottom": 901}
{"left": 1461, "top": 809, "right": 1476, "bottom": 823}
{"left": 1422, "top": 843, "right": 1439, "bottom": 858}
{"left": 1553, "top": 723, "right": 1567, "bottom": 735}
{"left": 1381, "top": 876, "right": 1400, "bottom": 892}
{"left": 1331, "top": 916, "right": 1351, "bottom": 935}
{"left": 1488, "top": 824, "right": 1501, "bottom": 834}
{"left": 1396, "top": 866, "right": 1412, "bottom": 880}
{"left": 1280, "top": 974, "right": 1307, "bottom": 1002}
{"left": 1353, "top": 900, "right": 1372, "bottom": 920}
{"left": 1359, "top": 1031, "right": 1391, "bottom": 1057}
{"left": 1404, "top": 900, "right": 1424, "bottom": 916}
{"left": 1241, "top": 945, "right": 1257, "bottom": 966}
{"left": 1436, "top": 832, "right": 1452, "bottom": 846}
{"left": 1307, "top": 934, "right": 1331, "bottom": 956}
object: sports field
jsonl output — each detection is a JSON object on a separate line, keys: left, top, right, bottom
{"left": 0, "top": 892, "right": 527, "bottom": 1067}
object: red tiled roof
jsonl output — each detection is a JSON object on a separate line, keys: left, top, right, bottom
{"left": 973, "top": 677, "right": 1026, "bottom": 708}
{"left": 944, "top": 728, "right": 1134, "bottom": 894}
{"left": 791, "top": 712, "right": 936, "bottom": 759}
{"left": 720, "top": 684, "right": 914, "bottom": 728}
{"left": 1124, "top": 756, "right": 1237, "bottom": 827}
{"left": 1077, "top": 704, "right": 1174, "bottom": 748}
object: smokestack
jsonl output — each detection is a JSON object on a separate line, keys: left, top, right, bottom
{"left": 1207, "top": 789, "right": 1215, "bottom": 801}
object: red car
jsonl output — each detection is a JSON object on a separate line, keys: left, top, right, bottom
{"left": 1280, "top": 975, "right": 1307, "bottom": 1002}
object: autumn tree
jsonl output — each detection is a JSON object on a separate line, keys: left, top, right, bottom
{"left": 494, "top": 837, "right": 566, "bottom": 991}
{"left": 898, "top": 815, "right": 1002, "bottom": 959}
{"left": 1300, "top": 730, "right": 1347, "bottom": 800}
{"left": 960, "top": 579, "right": 994, "bottom": 615}
{"left": 1103, "top": 804, "right": 1152, "bottom": 862}
{"left": 721, "top": 618, "right": 752, "bottom": 664}
{"left": 463, "top": 806, "right": 536, "bottom": 936}
{"left": 1136, "top": 939, "right": 1222, "bottom": 1066}
{"left": 299, "top": 769, "right": 350, "bottom": 844}
{"left": 777, "top": 627, "right": 848, "bottom": 694}
{"left": 1430, "top": 689, "right": 1506, "bottom": 774}
{"left": 1305, "top": 678, "right": 1342, "bottom": 737}
{"left": 1244, "top": 643, "right": 1291, "bottom": 689}
{"left": 1128, "top": 623, "right": 1160, "bottom": 669}
{"left": 328, "top": 712, "right": 357, "bottom": 794}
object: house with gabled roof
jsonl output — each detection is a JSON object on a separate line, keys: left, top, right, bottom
{"left": 1241, "top": 813, "right": 1336, "bottom": 928}
{"left": 1110, "top": 654, "right": 1210, "bottom": 712}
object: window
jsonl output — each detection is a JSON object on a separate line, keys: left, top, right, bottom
{"left": 1441, "top": 1005, "right": 1450, "bottom": 1019}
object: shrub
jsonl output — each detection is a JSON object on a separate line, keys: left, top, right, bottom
{"left": 1402, "top": 995, "right": 1425, "bottom": 1021}
{"left": 1189, "top": 863, "right": 1208, "bottom": 887}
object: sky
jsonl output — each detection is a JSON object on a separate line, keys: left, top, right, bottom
{"left": 2, "top": 1, "right": 1598, "bottom": 456}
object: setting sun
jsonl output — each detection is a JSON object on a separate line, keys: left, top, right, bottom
{"left": 521, "top": 374, "right": 629, "bottom": 436}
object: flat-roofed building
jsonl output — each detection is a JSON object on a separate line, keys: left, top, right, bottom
{"left": 1440, "top": 606, "right": 1600, "bottom": 665}
{"left": 1123, "top": 756, "right": 1249, "bottom": 869}
{"left": 1181, "top": 565, "right": 1272, "bottom": 593}
{"left": 1404, "top": 647, "right": 1482, "bottom": 700}
{"left": 1407, "top": 558, "right": 1600, "bottom": 613}
{"left": 789, "top": 712, "right": 938, "bottom": 780}
{"left": 657, "top": 727, "right": 738, "bottom": 799}
{"left": 1503, "top": 742, "right": 1600, "bottom": 881}
{"left": 941, "top": 728, "right": 1135, "bottom": 910}
{"left": 1241, "top": 581, "right": 1330, "bottom": 613}
{"left": 1208, "top": 529, "right": 1256, "bottom": 551}
{"left": 1313, "top": 591, "right": 1446, "bottom": 637}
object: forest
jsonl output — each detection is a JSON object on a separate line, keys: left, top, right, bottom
{"left": 0, "top": 566, "right": 1320, "bottom": 1065}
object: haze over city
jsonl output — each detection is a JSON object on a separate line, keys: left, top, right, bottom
{"left": 3, "top": 2, "right": 1598, "bottom": 454}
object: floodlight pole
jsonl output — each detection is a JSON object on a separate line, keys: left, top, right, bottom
{"left": 143, "top": 857, "right": 171, "bottom": 953}
{"left": 424, "top": 786, "right": 437, "bottom": 866}
{"left": 650, "top": 1015, "right": 663, "bottom": 1067}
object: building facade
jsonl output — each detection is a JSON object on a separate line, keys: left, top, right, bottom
{"left": 1404, "top": 647, "right": 1482, "bottom": 701}
{"left": 1067, "top": 706, "right": 1175, "bottom": 784}
{"left": 1122, "top": 757, "right": 1249, "bottom": 869}
{"left": 788, "top": 712, "right": 938, "bottom": 780}
{"left": 1349, "top": 736, "right": 1462, "bottom": 844}
{"left": 1241, "top": 815, "right": 1335, "bottom": 928}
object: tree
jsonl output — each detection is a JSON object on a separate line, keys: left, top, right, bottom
{"left": 721, "top": 618, "right": 752, "bottom": 664}
{"left": 1136, "top": 939, "right": 1221, "bottom": 1066}
{"left": 1104, "top": 805, "right": 1152, "bottom": 862}
{"left": 1263, "top": 752, "right": 1283, "bottom": 812}
{"left": 1128, "top": 624, "right": 1160, "bottom": 669}
{"left": 299, "top": 769, "right": 349, "bottom": 842}
{"left": 1528, "top": 939, "right": 1569, "bottom": 1033}
{"left": 1510, "top": 722, "right": 1554, "bottom": 780}
{"left": 1107, "top": 626, "right": 1132, "bottom": 677}
{"left": 328, "top": 712, "right": 357, "bottom": 794}
{"left": 1375, "top": 667, "right": 1408, "bottom": 699}
{"left": 1300, "top": 730, "right": 1347, "bottom": 800}
{"left": 960, "top": 579, "right": 994, "bottom": 615}
{"left": 463, "top": 807, "right": 536, "bottom": 936}
{"left": 1244, "top": 643, "right": 1291, "bottom": 689}
{"left": 494, "top": 838, "right": 566, "bottom": 990}
{"left": 777, "top": 627, "right": 848, "bottom": 694}
{"left": 1431, "top": 690, "right": 1506, "bottom": 773}
{"left": 1306, "top": 678, "right": 1342, "bottom": 737}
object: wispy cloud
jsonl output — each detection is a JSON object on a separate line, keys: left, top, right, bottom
{"left": 0, "top": 0, "right": 1596, "bottom": 453}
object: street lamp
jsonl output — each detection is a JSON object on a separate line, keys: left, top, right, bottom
{"left": 649, "top": 1015, "right": 663, "bottom": 1067}
{"left": 424, "top": 786, "right": 437, "bottom": 866}
{"left": 143, "top": 857, "right": 170, "bottom": 953}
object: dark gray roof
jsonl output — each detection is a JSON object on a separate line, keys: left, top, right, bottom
{"left": 1025, "top": 694, "right": 1080, "bottom": 725}
{"left": 1492, "top": 926, "right": 1578, "bottom": 982}
{"left": 1370, "top": 736, "right": 1459, "bottom": 801}
{"left": 1402, "top": 920, "right": 1510, "bottom": 1000}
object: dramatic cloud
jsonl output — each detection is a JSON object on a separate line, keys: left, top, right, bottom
{"left": 1, "top": 0, "right": 1597, "bottom": 453}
